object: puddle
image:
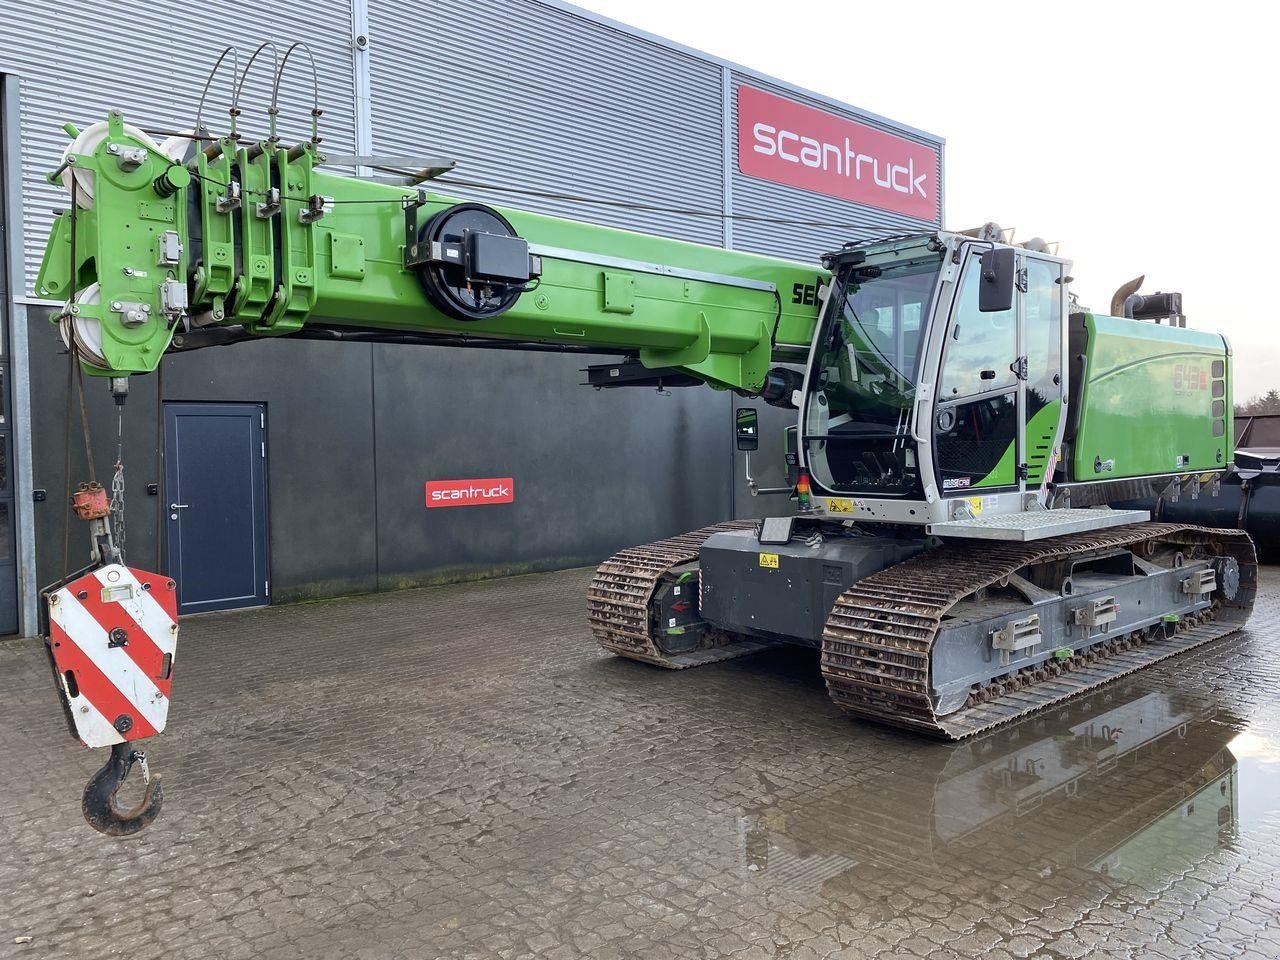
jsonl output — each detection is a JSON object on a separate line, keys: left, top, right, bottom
{"left": 1227, "top": 729, "right": 1280, "bottom": 829}
{"left": 736, "top": 684, "right": 1280, "bottom": 892}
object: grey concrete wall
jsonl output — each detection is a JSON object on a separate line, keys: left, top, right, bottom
{"left": 371, "top": 345, "right": 729, "bottom": 590}
{"left": 732, "top": 402, "right": 799, "bottom": 522}
{"left": 28, "top": 312, "right": 376, "bottom": 601}
{"left": 27, "top": 306, "right": 731, "bottom": 604}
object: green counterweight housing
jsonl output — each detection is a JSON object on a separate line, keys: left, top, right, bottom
{"left": 1066, "top": 313, "right": 1231, "bottom": 482}
{"left": 37, "top": 112, "right": 824, "bottom": 392}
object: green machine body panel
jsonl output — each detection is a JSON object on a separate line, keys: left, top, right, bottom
{"left": 1024, "top": 399, "right": 1062, "bottom": 486}
{"left": 1068, "top": 313, "right": 1231, "bottom": 481}
{"left": 37, "top": 113, "right": 825, "bottom": 392}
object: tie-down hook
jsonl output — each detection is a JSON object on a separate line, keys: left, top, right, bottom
{"left": 82, "top": 741, "right": 163, "bottom": 836}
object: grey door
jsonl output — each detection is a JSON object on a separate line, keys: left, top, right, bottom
{"left": 163, "top": 402, "right": 269, "bottom": 614}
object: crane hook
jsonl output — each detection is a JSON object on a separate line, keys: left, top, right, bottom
{"left": 81, "top": 741, "right": 163, "bottom": 836}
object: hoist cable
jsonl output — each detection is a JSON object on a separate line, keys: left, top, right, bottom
{"left": 111, "top": 406, "right": 126, "bottom": 562}
{"left": 194, "top": 45, "right": 240, "bottom": 136}
{"left": 60, "top": 330, "right": 73, "bottom": 577}
{"left": 154, "top": 362, "right": 164, "bottom": 571}
{"left": 60, "top": 173, "right": 80, "bottom": 576}
{"left": 231, "top": 43, "right": 280, "bottom": 140}
{"left": 269, "top": 42, "right": 321, "bottom": 143}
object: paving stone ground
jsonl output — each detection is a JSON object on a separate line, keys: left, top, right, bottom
{"left": 2, "top": 565, "right": 1280, "bottom": 959}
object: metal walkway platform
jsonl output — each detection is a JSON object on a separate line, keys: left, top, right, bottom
{"left": 927, "top": 507, "right": 1150, "bottom": 542}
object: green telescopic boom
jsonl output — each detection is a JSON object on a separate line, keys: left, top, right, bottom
{"left": 37, "top": 111, "right": 826, "bottom": 392}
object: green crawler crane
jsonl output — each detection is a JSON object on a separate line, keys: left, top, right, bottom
{"left": 39, "top": 111, "right": 1253, "bottom": 834}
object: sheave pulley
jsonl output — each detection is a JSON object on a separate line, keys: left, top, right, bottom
{"left": 408, "top": 201, "right": 542, "bottom": 322}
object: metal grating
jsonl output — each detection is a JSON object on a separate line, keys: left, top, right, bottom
{"left": 928, "top": 508, "right": 1151, "bottom": 542}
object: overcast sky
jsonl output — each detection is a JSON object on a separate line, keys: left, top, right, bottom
{"left": 573, "top": 0, "right": 1279, "bottom": 399}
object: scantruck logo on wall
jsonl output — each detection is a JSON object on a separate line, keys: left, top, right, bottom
{"left": 425, "top": 477, "right": 515, "bottom": 508}
{"left": 737, "top": 85, "right": 939, "bottom": 221}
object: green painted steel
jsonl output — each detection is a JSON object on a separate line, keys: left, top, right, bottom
{"left": 38, "top": 113, "right": 190, "bottom": 372}
{"left": 37, "top": 114, "right": 825, "bottom": 392}
{"left": 190, "top": 141, "right": 236, "bottom": 313}
{"left": 1024, "top": 399, "right": 1062, "bottom": 485}
{"left": 1070, "top": 314, "right": 1231, "bottom": 481}
{"left": 971, "top": 430, "right": 1016, "bottom": 489}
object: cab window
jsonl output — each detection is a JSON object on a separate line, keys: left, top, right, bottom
{"left": 1023, "top": 258, "right": 1063, "bottom": 415}
{"left": 939, "top": 257, "right": 1017, "bottom": 399}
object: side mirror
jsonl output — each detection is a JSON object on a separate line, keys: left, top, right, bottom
{"left": 978, "top": 247, "right": 1015, "bottom": 313}
{"left": 735, "top": 407, "right": 759, "bottom": 452}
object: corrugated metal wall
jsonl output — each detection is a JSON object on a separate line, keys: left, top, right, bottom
{"left": 368, "top": 0, "right": 726, "bottom": 245}
{"left": 0, "top": 0, "right": 356, "bottom": 293}
{"left": 1, "top": 0, "right": 944, "bottom": 292}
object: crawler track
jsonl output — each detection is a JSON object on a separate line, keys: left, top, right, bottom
{"left": 821, "top": 523, "right": 1257, "bottom": 739}
{"left": 588, "top": 520, "right": 769, "bottom": 668}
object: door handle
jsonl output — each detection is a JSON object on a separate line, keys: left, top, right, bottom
{"left": 170, "top": 503, "right": 190, "bottom": 510}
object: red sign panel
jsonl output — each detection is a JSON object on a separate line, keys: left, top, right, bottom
{"left": 737, "top": 85, "right": 939, "bottom": 221}
{"left": 425, "top": 477, "right": 515, "bottom": 508}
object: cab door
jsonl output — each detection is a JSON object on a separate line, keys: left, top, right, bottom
{"left": 933, "top": 251, "right": 1021, "bottom": 493}
{"left": 1020, "top": 257, "right": 1066, "bottom": 492}
{"left": 933, "top": 251, "right": 1066, "bottom": 496}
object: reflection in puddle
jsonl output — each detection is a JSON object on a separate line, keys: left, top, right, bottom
{"left": 739, "top": 814, "right": 857, "bottom": 893}
{"left": 1227, "top": 730, "right": 1280, "bottom": 830}
{"left": 738, "top": 685, "right": 1278, "bottom": 893}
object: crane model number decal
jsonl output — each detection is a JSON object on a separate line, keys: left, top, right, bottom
{"left": 1172, "top": 364, "right": 1209, "bottom": 394}
{"left": 425, "top": 478, "right": 515, "bottom": 508}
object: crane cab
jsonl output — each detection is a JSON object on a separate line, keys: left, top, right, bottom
{"left": 795, "top": 228, "right": 1231, "bottom": 534}
{"left": 797, "top": 230, "right": 1071, "bottom": 528}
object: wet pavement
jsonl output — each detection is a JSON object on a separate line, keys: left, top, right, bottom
{"left": 2, "top": 565, "right": 1280, "bottom": 959}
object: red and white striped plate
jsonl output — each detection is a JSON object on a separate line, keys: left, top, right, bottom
{"left": 47, "top": 564, "right": 178, "bottom": 748}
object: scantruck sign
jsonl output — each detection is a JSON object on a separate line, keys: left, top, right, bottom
{"left": 737, "top": 85, "right": 939, "bottom": 222}
{"left": 425, "top": 477, "right": 515, "bottom": 508}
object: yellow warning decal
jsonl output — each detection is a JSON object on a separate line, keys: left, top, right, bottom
{"left": 827, "top": 498, "right": 855, "bottom": 513}
{"left": 967, "top": 496, "right": 984, "bottom": 516}
{"left": 758, "top": 552, "right": 779, "bottom": 569}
